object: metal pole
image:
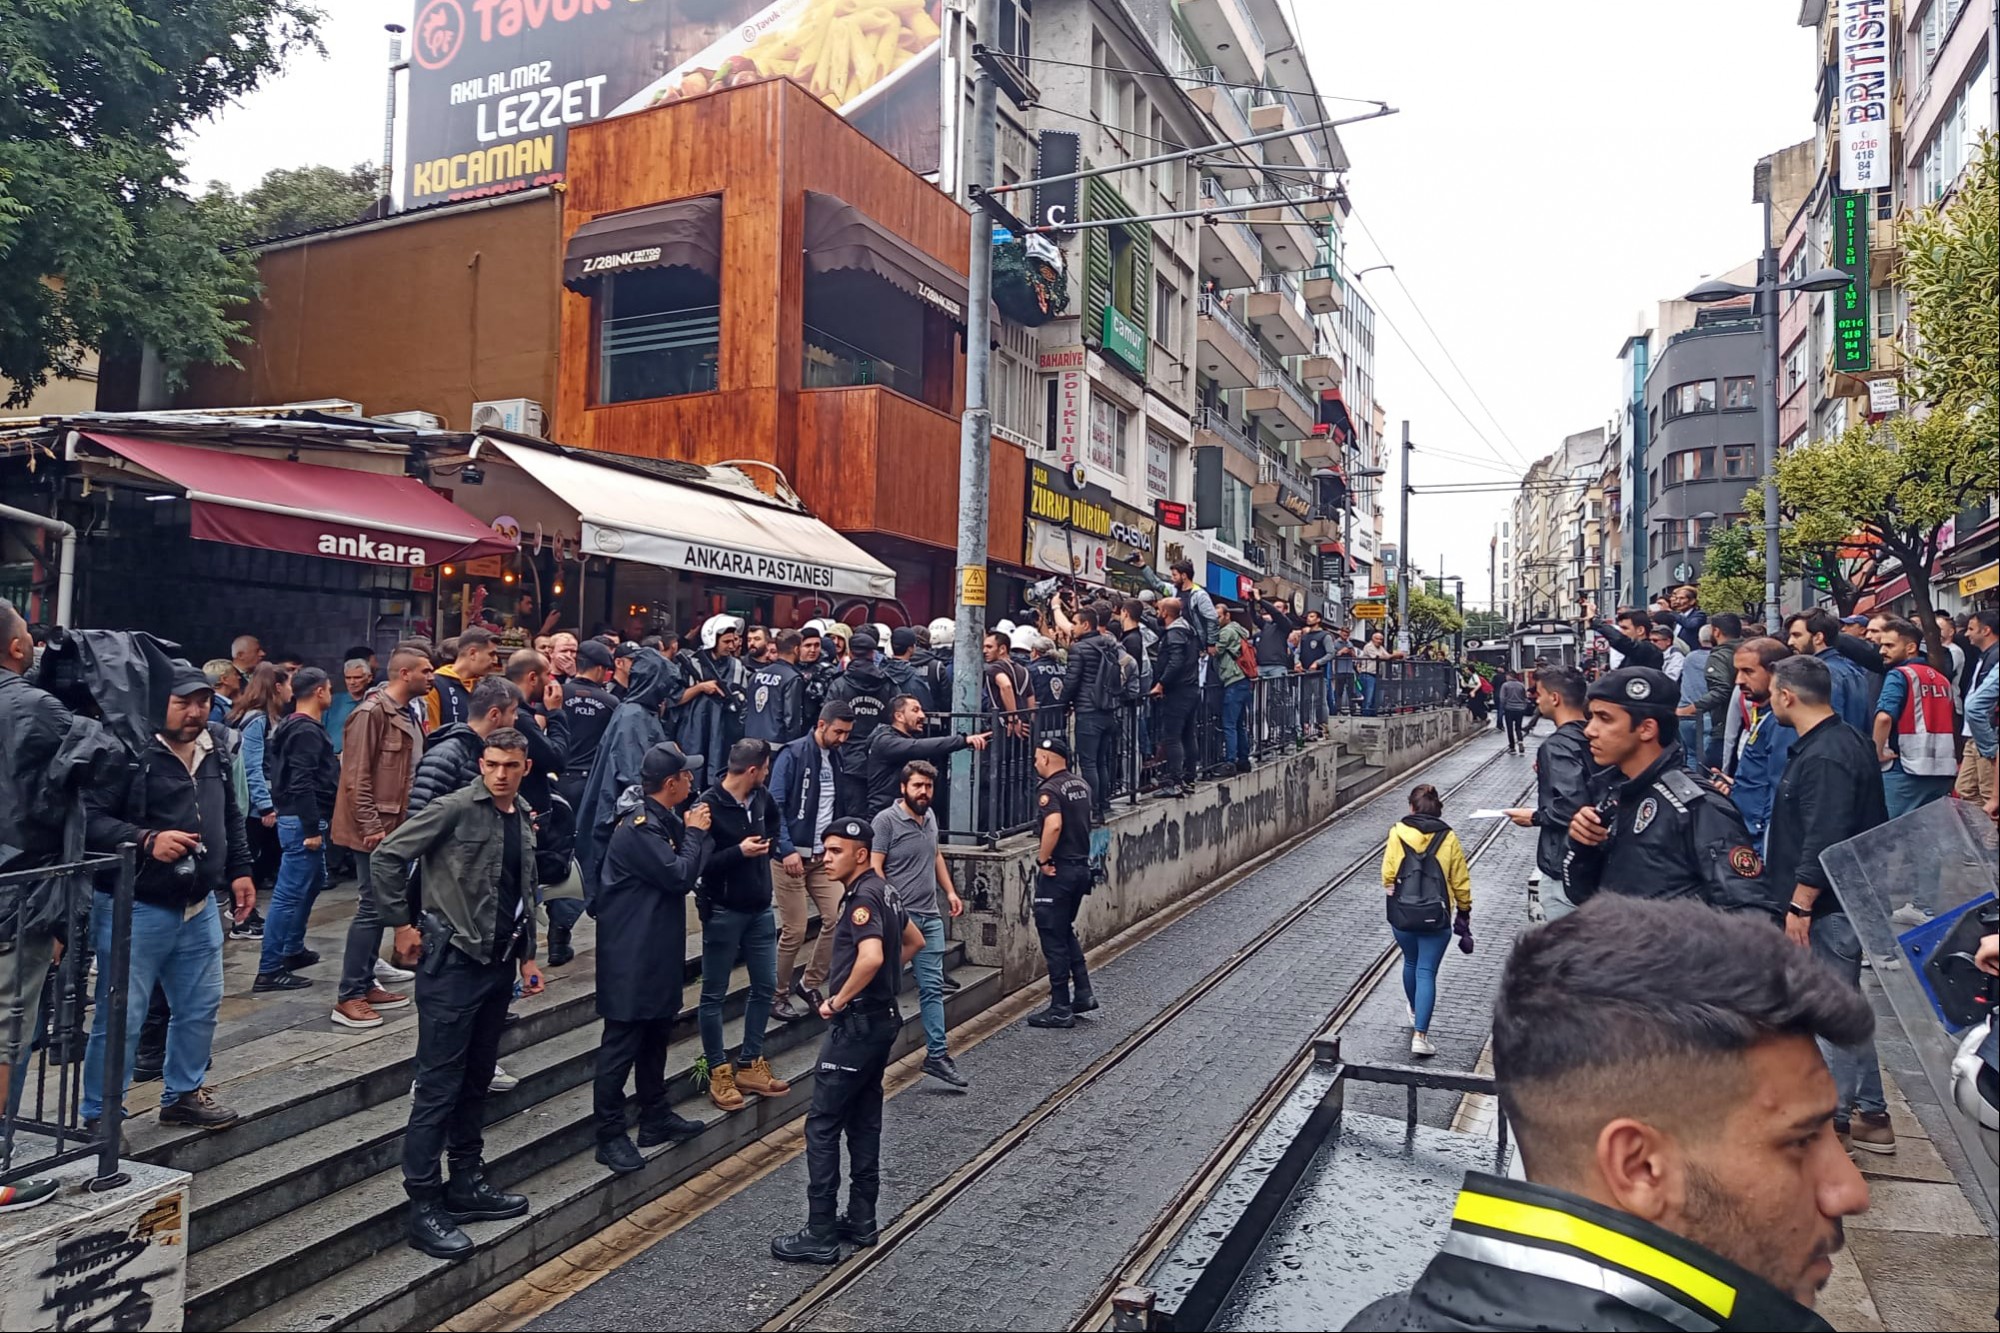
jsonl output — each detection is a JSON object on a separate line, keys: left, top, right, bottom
{"left": 1341, "top": 466, "right": 1354, "bottom": 634}
{"left": 1396, "top": 420, "right": 1412, "bottom": 655}
{"left": 1453, "top": 577, "right": 1464, "bottom": 662}
{"left": 380, "top": 25, "right": 405, "bottom": 210}
{"left": 988, "top": 108, "right": 1396, "bottom": 196}
{"left": 0, "top": 501, "right": 78, "bottom": 627}
{"left": 949, "top": 0, "right": 999, "bottom": 837}
{"left": 1760, "top": 194, "right": 1782, "bottom": 632}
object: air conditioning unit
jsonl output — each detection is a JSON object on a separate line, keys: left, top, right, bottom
{"left": 376, "top": 410, "right": 444, "bottom": 431}
{"left": 471, "top": 398, "right": 546, "bottom": 437}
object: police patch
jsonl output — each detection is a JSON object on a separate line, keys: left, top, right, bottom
{"left": 754, "top": 685, "right": 769, "bottom": 712}
{"left": 851, "top": 906, "right": 871, "bottom": 926}
{"left": 1040, "top": 793, "right": 1052, "bottom": 807}
{"left": 1729, "top": 846, "right": 1763, "bottom": 877}
{"left": 1625, "top": 678, "right": 1649, "bottom": 699}
{"left": 1632, "top": 796, "right": 1658, "bottom": 834}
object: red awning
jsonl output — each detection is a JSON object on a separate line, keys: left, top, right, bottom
{"left": 85, "top": 433, "right": 515, "bottom": 568}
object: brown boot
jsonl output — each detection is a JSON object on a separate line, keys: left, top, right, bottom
{"left": 708, "top": 1061, "right": 744, "bottom": 1112}
{"left": 736, "top": 1057, "right": 791, "bottom": 1098}
{"left": 1849, "top": 1110, "right": 1896, "bottom": 1154}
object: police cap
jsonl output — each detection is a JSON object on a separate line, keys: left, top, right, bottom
{"left": 1036, "top": 736, "right": 1072, "bottom": 761}
{"left": 824, "top": 816, "right": 873, "bottom": 848}
{"left": 1586, "top": 666, "right": 1678, "bottom": 715}
{"left": 640, "top": 742, "right": 703, "bottom": 786}
{"left": 576, "top": 640, "right": 615, "bottom": 670}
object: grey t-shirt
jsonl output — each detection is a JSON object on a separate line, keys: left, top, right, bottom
{"left": 871, "top": 802, "right": 941, "bottom": 916}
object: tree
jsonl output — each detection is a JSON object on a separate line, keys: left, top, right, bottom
{"left": 0, "top": 1, "right": 323, "bottom": 405}
{"left": 1741, "top": 485, "right": 1884, "bottom": 617}
{"left": 209, "top": 162, "right": 378, "bottom": 244}
{"left": 1696, "top": 521, "right": 1764, "bottom": 616}
{"left": 1397, "top": 587, "right": 1466, "bottom": 655}
{"left": 1901, "top": 133, "right": 1999, "bottom": 418}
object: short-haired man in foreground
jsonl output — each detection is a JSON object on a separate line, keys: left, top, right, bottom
{"left": 1347, "top": 896, "right": 1871, "bottom": 1332}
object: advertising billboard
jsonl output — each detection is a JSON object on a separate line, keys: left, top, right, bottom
{"left": 404, "top": 0, "right": 945, "bottom": 207}
{"left": 1837, "top": 0, "right": 1892, "bottom": 191}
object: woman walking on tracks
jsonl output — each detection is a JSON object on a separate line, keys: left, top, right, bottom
{"left": 1381, "top": 784, "right": 1474, "bottom": 1058}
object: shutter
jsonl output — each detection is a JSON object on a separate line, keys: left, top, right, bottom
{"left": 1084, "top": 174, "right": 1119, "bottom": 346}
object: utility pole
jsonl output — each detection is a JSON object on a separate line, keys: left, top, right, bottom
{"left": 1396, "top": 419, "right": 1412, "bottom": 655}
{"left": 1757, "top": 191, "right": 1783, "bottom": 634}
{"left": 948, "top": 0, "right": 999, "bottom": 836}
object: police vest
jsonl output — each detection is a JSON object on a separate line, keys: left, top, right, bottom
{"left": 1891, "top": 662, "right": 1957, "bottom": 776}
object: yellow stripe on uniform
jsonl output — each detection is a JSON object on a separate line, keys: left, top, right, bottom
{"left": 1452, "top": 1190, "right": 1738, "bottom": 1319}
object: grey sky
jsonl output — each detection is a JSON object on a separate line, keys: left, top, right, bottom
{"left": 182, "top": 0, "right": 1816, "bottom": 611}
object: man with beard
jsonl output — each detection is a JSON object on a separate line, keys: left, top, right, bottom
{"left": 745, "top": 629, "right": 808, "bottom": 746}
{"left": 1724, "top": 638, "right": 1797, "bottom": 847}
{"left": 826, "top": 630, "right": 898, "bottom": 767}
{"left": 1346, "top": 896, "right": 1871, "bottom": 1331}
{"left": 1503, "top": 665, "right": 1596, "bottom": 921}
{"left": 862, "top": 695, "right": 989, "bottom": 817}
{"left": 796, "top": 626, "right": 839, "bottom": 718}
{"left": 870, "top": 760, "right": 968, "bottom": 1089}
{"left": 678, "top": 616, "right": 748, "bottom": 789}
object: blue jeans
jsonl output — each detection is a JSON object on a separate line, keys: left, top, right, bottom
{"left": 261, "top": 815, "right": 326, "bottom": 976}
{"left": 699, "top": 906, "right": 777, "bottom": 1068}
{"left": 1678, "top": 718, "right": 1705, "bottom": 772}
{"left": 1882, "top": 765, "right": 1954, "bottom": 819}
{"left": 1358, "top": 672, "right": 1379, "bottom": 716}
{"left": 1391, "top": 925, "right": 1451, "bottom": 1034}
{"left": 82, "top": 893, "right": 225, "bottom": 1119}
{"left": 1810, "top": 912, "right": 1887, "bottom": 1117}
{"left": 910, "top": 912, "right": 947, "bottom": 1060}
{"left": 1221, "top": 679, "right": 1253, "bottom": 764}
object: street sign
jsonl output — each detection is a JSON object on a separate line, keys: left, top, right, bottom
{"left": 1673, "top": 562, "right": 1694, "bottom": 581}
{"left": 1353, "top": 600, "right": 1387, "bottom": 620}
{"left": 1833, "top": 193, "right": 1871, "bottom": 373}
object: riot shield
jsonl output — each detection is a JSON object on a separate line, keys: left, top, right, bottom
{"left": 1821, "top": 796, "right": 1998, "bottom": 1212}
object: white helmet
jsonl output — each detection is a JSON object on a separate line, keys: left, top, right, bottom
{"left": 871, "top": 622, "right": 892, "bottom": 649}
{"left": 929, "top": 617, "right": 956, "bottom": 647}
{"left": 995, "top": 619, "right": 1017, "bottom": 635}
{"left": 801, "top": 617, "right": 826, "bottom": 637}
{"left": 699, "top": 613, "right": 744, "bottom": 650}
{"left": 1009, "top": 624, "right": 1037, "bottom": 652}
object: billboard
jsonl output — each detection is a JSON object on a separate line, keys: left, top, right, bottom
{"left": 1837, "top": 0, "right": 1892, "bottom": 191}
{"left": 403, "top": 0, "right": 945, "bottom": 207}
{"left": 1832, "top": 191, "right": 1872, "bottom": 374}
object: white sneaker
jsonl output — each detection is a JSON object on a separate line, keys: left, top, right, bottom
{"left": 488, "top": 1064, "right": 520, "bottom": 1093}
{"left": 375, "top": 957, "right": 416, "bottom": 984}
{"left": 1890, "top": 902, "right": 1932, "bottom": 928}
{"left": 1410, "top": 1032, "right": 1437, "bottom": 1057}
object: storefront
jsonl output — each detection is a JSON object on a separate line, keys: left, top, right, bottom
{"left": 1023, "top": 458, "right": 1158, "bottom": 594}
{"left": 1205, "top": 556, "right": 1259, "bottom": 607}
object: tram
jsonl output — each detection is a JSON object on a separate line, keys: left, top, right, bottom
{"left": 1508, "top": 618, "right": 1581, "bottom": 672}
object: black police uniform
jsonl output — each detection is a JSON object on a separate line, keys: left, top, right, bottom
{"left": 593, "top": 795, "right": 709, "bottom": 1154}
{"left": 1563, "top": 668, "right": 1773, "bottom": 916}
{"left": 776, "top": 825, "right": 910, "bottom": 1261}
{"left": 745, "top": 659, "right": 806, "bottom": 745}
{"left": 1032, "top": 762, "right": 1097, "bottom": 1018}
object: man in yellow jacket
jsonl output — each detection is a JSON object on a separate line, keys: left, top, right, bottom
{"left": 1381, "top": 783, "right": 1474, "bottom": 1057}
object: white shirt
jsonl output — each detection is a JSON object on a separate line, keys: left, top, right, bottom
{"left": 1660, "top": 647, "right": 1687, "bottom": 682}
{"left": 812, "top": 748, "right": 837, "bottom": 855}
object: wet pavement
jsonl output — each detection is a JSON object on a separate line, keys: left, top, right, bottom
{"left": 527, "top": 731, "right": 1531, "bottom": 1333}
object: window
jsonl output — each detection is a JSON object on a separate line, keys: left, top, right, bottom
{"left": 1110, "top": 227, "right": 1137, "bottom": 313}
{"left": 1721, "top": 376, "right": 1756, "bottom": 410}
{"left": 1219, "top": 476, "right": 1252, "bottom": 547}
{"left": 1785, "top": 347, "right": 1807, "bottom": 395}
{"left": 1722, "top": 445, "right": 1756, "bottom": 477}
{"left": 1873, "top": 285, "right": 1896, "bottom": 338}
{"left": 1664, "top": 380, "right": 1717, "bottom": 420}
{"left": 991, "top": 321, "right": 1041, "bottom": 449}
{"left": 1649, "top": 468, "right": 1660, "bottom": 501}
{"left": 594, "top": 231, "right": 723, "bottom": 405}
{"left": 1090, "top": 394, "right": 1129, "bottom": 475}
{"left": 995, "top": 0, "right": 1031, "bottom": 59}
{"left": 1660, "top": 523, "right": 1684, "bottom": 554}
{"left": 1664, "top": 449, "right": 1712, "bottom": 486}
{"left": 1154, "top": 271, "right": 1177, "bottom": 353}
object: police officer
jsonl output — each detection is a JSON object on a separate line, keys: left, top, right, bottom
{"left": 770, "top": 816, "right": 926, "bottom": 1265}
{"left": 1564, "top": 667, "right": 1773, "bottom": 916}
{"left": 1027, "top": 737, "right": 1098, "bottom": 1029}
{"left": 591, "top": 742, "right": 712, "bottom": 1175}
{"left": 744, "top": 629, "right": 807, "bottom": 746}
{"left": 797, "top": 625, "right": 840, "bottom": 717}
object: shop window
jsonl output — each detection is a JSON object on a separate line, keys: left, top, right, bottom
{"left": 1721, "top": 376, "right": 1756, "bottom": 411}
{"left": 597, "top": 265, "right": 721, "bottom": 405}
{"left": 1090, "top": 394, "right": 1129, "bottom": 475}
{"left": 1664, "top": 380, "right": 1716, "bottom": 421}
{"left": 1722, "top": 445, "right": 1756, "bottom": 478}
{"left": 803, "top": 268, "right": 931, "bottom": 404}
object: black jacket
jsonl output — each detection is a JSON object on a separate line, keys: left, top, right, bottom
{"left": 864, "top": 724, "right": 969, "bottom": 816}
{"left": 1763, "top": 715, "right": 1887, "bottom": 914}
{"left": 406, "top": 723, "right": 484, "bottom": 816}
{"left": 577, "top": 650, "right": 676, "bottom": 891}
{"left": 1563, "top": 745, "right": 1773, "bottom": 915}
{"left": 1347, "top": 1172, "right": 1830, "bottom": 1332}
{"left": 694, "top": 780, "right": 782, "bottom": 917}
{"left": 87, "top": 725, "right": 254, "bottom": 911}
{"left": 1155, "top": 620, "right": 1201, "bottom": 691}
{"left": 595, "top": 792, "right": 707, "bottom": 1021}
{"left": 1061, "top": 631, "right": 1120, "bottom": 714}
{"left": 744, "top": 659, "right": 807, "bottom": 745}
{"left": 1252, "top": 603, "right": 1295, "bottom": 667}
{"left": 560, "top": 675, "right": 619, "bottom": 777}
{"left": 827, "top": 657, "right": 898, "bottom": 766}
{"left": 516, "top": 704, "right": 574, "bottom": 881}
{"left": 1591, "top": 618, "right": 1664, "bottom": 670}
{"left": 1530, "top": 719, "right": 1597, "bottom": 879}
{"left": 801, "top": 657, "right": 842, "bottom": 716}
{"left": 769, "top": 732, "right": 862, "bottom": 858}
{"left": 268, "top": 711, "right": 340, "bottom": 825}
{"left": 1, "top": 671, "right": 85, "bottom": 874}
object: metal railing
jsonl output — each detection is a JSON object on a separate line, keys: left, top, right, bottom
{"left": 934, "top": 661, "right": 1459, "bottom": 846}
{"left": 1258, "top": 445, "right": 1313, "bottom": 507}
{"left": 1196, "top": 290, "right": 1260, "bottom": 359}
{"left": 1, "top": 822, "right": 136, "bottom": 1189}
{"left": 804, "top": 324, "right": 924, "bottom": 399}
{"left": 1197, "top": 177, "right": 1264, "bottom": 259}
{"left": 1257, "top": 351, "right": 1318, "bottom": 424}
{"left": 1192, "top": 403, "right": 1260, "bottom": 462}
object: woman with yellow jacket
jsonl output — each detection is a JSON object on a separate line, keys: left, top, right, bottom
{"left": 1381, "top": 783, "right": 1474, "bottom": 1057}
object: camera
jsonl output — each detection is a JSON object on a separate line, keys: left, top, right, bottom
{"left": 171, "top": 839, "right": 207, "bottom": 882}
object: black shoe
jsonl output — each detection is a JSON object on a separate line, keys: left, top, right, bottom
{"left": 408, "top": 1198, "right": 474, "bottom": 1260}
{"left": 939, "top": 974, "right": 964, "bottom": 997}
{"left": 253, "top": 970, "right": 312, "bottom": 993}
{"left": 1027, "top": 1007, "right": 1076, "bottom": 1029}
{"left": 836, "top": 1215, "right": 880, "bottom": 1247}
{"left": 595, "top": 1136, "right": 645, "bottom": 1175}
{"left": 1236, "top": 760, "right": 1253, "bottom": 775}
{"left": 500, "top": 1011, "right": 521, "bottom": 1030}
{"left": 281, "top": 948, "right": 320, "bottom": 970}
{"left": 922, "top": 1054, "right": 969, "bottom": 1089}
{"left": 636, "top": 1111, "right": 707, "bottom": 1148}
{"left": 792, "top": 976, "right": 822, "bottom": 1008}
{"left": 546, "top": 926, "right": 574, "bottom": 969}
{"left": 1071, "top": 993, "right": 1100, "bottom": 1014}
{"left": 443, "top": 1168, "right": 529, "bottom": 1222}
{"left": 771, "top": 1226, "right": 842, "bottom": 1265}
{"left": 131, "top": 1064, "right": 163, "bottom": 1086}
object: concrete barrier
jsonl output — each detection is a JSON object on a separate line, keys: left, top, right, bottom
{"left": 0, "top": 1157, "right": 191, "bottom": 1332}
{"left": 946, "top": 707, "right": 1478, "bottom": 994}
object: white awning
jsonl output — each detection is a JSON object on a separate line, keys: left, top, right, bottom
{"left": 485, "top": 440, "right": 895, "bottom": 599}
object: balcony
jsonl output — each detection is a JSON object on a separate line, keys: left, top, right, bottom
{"left": 1193, "top": 403, "right": 1261, "bottom": 464}
{"left": 1249, "top": 87, "right": 1320, "bottom": 171}
{"left": 1243, "top": 355, "right": 1317, "bottom": 439}
{"left": 1195, "top": 291, "right": 1262, "bottom": 389}
{"left": 1198, "top": 179, "right": 1263, "bottom": 291}
{"left": 1868, "top": 216, "right": 1901, "bottom": 287}
{"left": 1245, "top": 184, "right": 1319, "bottom": 271}
{"left": 1177, "top": 0, "right": 1264, "bottom": 84}
{"left": 1303, "top": 263, "right": 1343, "bottom": 315}
{"left": 1183, "top": 72, "right": 1259, "bottom": 190}
{"left": 1243, "top": 273, "right": 1314, "bottom": 356}
{"left": 1299, "top": 349, "right": 1342, "bottom": 390}
{"left": 1254, "top": 446, "right": 1314, "bottom": 526}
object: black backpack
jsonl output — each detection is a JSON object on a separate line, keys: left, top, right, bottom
{"left": 1387, "top": 827, "right": 1450, "bottom": 932}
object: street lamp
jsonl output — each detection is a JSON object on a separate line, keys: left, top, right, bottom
{"left": 1685, "top": 264, "right": 1854, "bottom": 632}
{"left": 1351, "top": 264, "right": 1395, "bottom": 280}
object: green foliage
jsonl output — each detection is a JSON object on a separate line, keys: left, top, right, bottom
{"left": 1899, "top": 133, "right": 1999, "bottom": 420}
{"left": 1400, "top": 587, "right": 1465, "bottom": 653}
{"left": 1696, "top": 521, "right": 1764, "bottom": 615}
{"left": 1742, "top": 485, "right": 1882, "bottom": 616}
{"left": 210, "top": 162, "right": 378, "bottom": 244}
{"left": 0, "top": 0, "right": 323, "bottom": 405}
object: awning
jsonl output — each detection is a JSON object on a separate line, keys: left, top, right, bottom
{"left": 562, "top": 195, "right": 722, "bottom": 290}
{"left": 804, "top": 190, "right": 969, "bottom": 325}
{"left": 486, "top": 440, "right": 896, "bottom": 599}
{"left": 84, "top": 432, "right": 515, "bottom": 568}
